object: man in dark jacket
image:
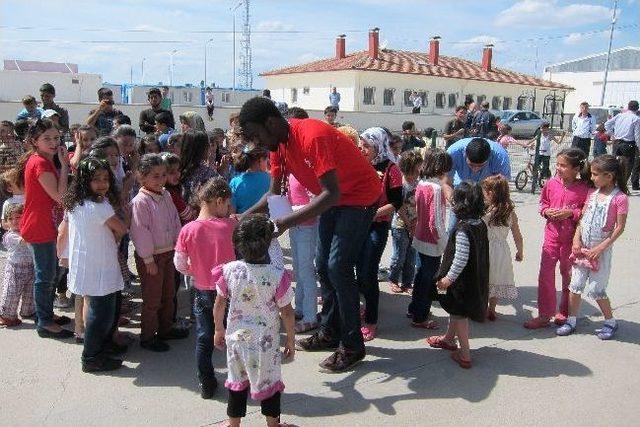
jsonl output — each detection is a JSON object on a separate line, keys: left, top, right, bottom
{"left": 139, "top": 87, "right": 174, "bottom": 134}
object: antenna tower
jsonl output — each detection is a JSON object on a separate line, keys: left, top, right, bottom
{"left": 238, "top": 0, "right": 252, "bottom": 89}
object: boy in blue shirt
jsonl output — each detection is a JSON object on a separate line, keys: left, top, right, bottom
{"left": 16, "top": 95, "right": 43, "bottom": 121}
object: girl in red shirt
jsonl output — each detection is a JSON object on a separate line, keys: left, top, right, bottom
{"left": 17, "top": 118, "right": 72, "bottom": 339}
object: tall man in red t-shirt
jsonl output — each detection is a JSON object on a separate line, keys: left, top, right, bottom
{"left": 240, "top": 97, "right": 381, "bottom": 372}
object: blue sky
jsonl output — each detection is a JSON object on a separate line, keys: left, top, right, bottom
{"left": 1, "top": 0, "right": 637, "bottom": 89}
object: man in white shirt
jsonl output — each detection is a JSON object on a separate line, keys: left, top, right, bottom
{"left": 571, "top": 102, "right": 596, "bottom": 156}
{"left": 605, "top": 100, "right": 640, "bottom": 189}
{"left": 411, "top": 91, "right": 422, "bottom": 114}
{"left": 329, "top": 87, "right": 341, "bottom": 110}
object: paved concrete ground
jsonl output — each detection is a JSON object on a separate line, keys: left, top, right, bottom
{"left": 1, "top": 189, "right": 639, "bottom": 427}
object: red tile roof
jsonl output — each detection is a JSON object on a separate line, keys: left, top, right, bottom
{"left": 262, "top": 49, "right": 573, "bottom": 90}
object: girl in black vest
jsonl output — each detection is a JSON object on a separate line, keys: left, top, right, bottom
{"left": 426, "top": 181, "right": 489, "bottom": 369}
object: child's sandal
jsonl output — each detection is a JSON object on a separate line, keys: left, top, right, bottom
{"left": 390, "top": 283, "right": 404, "bottom": 294}
{"left": 451, "top": 351, "right": 472, "bottom": 369}
{"left": 361, "top": 325, "right": 377, "bottom": 341}
{"left": 426, "top": 335, "right": 458, "bottom": 351}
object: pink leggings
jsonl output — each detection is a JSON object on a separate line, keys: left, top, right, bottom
{"left": 538, "top": 240, "right": 572, "bottom": 318}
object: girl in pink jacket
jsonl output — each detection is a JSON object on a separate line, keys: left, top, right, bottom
{"left": 524, "top": 148, "right": 590, "bottom": 329}
{"left": 409, "top": 148, "right": 453, "bottom": 329}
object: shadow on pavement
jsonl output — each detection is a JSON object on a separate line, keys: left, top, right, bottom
{"left": 281, "top": 345, "right": 591, "bottom": 418}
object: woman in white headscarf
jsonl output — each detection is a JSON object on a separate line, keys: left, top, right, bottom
{"left": 356, "top": 127, "right": 404, "bottom": 341}
{"left": 179, "top": 111, "right": 206, "bottom": 132}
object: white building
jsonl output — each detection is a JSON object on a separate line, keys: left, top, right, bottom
{"left": 543, "top": 47, "right": 640, "bottom": 114}
{"left": 0, "top": 60, "right": 102, "bottom": 103}
{"left": 262, "top": 29, "right": 572, "bottom": 121}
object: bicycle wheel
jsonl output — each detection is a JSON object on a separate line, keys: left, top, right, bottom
{"left": 515, "top": 170, "right": 529, "bottom": 191}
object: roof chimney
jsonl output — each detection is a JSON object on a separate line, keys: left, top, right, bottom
{"left": 429, "top": 36, "right": 441, "bottom": 66}
{"left": 368, "top": 27, "right": 380, "bottom": 60}
{"left": 482, "top": 44, "right": 493, "bottom": 72}
{"left": 336, "top": 34, "right": 346, "bottom": 60}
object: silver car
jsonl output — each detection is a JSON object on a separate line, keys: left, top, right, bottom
{"left": 499, "top": 110, "right": 547, "bottom": 138}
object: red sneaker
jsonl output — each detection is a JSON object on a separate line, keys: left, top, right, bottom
{"left": 523, "top": 317, "right": 550, "bottom": 329}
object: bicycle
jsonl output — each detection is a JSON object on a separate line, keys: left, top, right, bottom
{"left": 514, "top": 148, "right": 548, "bottom": 191}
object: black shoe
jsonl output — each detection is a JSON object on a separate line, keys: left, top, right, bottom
{"left": 140, "top": 337, "right": 170, "bottom": 352}
{"left": 159, "top": 327, "right": 189, "bottom": 340}
{"left": 54, "top": 315, "right": 72, "bottom": 326}
{"left": 37, "top": 327, "right": 74, "bottom": 340}
{"left": 82, "top": 357, "right": 123, "bottom": 373}
{"left": 200, "top": 376, "right": 218, "bottom": 399}
{"left": 105, "top": 342, "right": 129, "bottom": 356}
{"left": 632, "top": 186, "right": 639, "bottom": 191}
{"left": 295, "top": 331, "right": 339, "bottom": 352}
{"left": 319, "top": 348, "right": 365, "bottom": 373}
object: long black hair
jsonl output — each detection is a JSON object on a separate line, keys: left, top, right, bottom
{"left": 179, "top": 130, "right": 210, "bottom": 181}
{"left": 16, "top": 118, "right": 59, "bottom": 188}
{"left": 591, "top": 154, "right": 629, "bottom": 195}
{"left": 62, "top": 156, "right": 119, "bottom": 211}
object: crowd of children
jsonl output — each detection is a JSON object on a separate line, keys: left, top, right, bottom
{"left": 0, "top": 89, "right": 634, "bottom": 426}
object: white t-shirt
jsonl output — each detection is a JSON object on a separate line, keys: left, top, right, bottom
{"left": 2, "top": 195, "right": 25, "bottom": 219}
{"left": 413, "top": 96, "right": 423, "bottom": 108}
{"left": 539, "top": 134, "right": 552, "bottom": 156}
{"left": 68, "top": 200, "right": 123, "bottom": 296}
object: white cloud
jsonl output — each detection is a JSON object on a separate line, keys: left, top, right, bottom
{"left": 256, "top": 20, "right": 294, "bottom": 32}
{"left": 495, "top": 0, "right": 610, "bottom": 29}
{"left": 453, "top": 35, "right": 503, "bottom": 51}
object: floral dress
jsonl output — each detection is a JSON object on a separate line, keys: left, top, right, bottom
{"left": 214, "top": 261, "right": 293, "bottom": 400}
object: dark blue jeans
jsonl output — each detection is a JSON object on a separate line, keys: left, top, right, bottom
{"left": 408, "top": 253, "right": 441, "bottom": 323}
{"left": 31, "top": 241, "right": 57, "bottom": 329}
{"left": 83, "top": 292, "right": 117, "bottom": 364}
{"left": 388, "top": 228, "right": 417, "bottom": 287}
{"left": 194, "top": 288, "right": 216, "bottom": 382}
{"left": 356, "top": 221, "right": 391, "bottom": 325}
{"left": 316, "top": 205, "right": 376, "bottom": 353}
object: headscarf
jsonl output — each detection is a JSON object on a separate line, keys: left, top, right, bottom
{"left": 179, "top": 111, "right": 206, "bottom": 132}
{"left": 360, "top": 127, "right": 397, "bottom": 165}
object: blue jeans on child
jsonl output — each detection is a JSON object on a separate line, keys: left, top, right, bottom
{"left": 83, "top": 292, "right": 117, "bottom": 364}
{"left": 316, "top": 205, "right": 376, "bottom": 353}
{"left": 290, "top": 224, "right": 319, "bottom": 324}
{"left": 356, "top": 221, "right": 391, "bottom": 325}
{"left": 194, "top": 288, "right": 216, "bottom": 382}
{"left": 388, "top": 228, "right": 416, "bottom": 287}
{"left": 408, "top": 253, "right": 441, "bottom": 323}
{"left": 31, "top": 241, "right": 57, "bottom": 329}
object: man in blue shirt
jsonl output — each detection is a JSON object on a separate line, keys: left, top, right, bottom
{"left": 446, "top": 137, "right": 511, "bottom": 228}
{"left": 329, "top": 87, "right": 341, "bottom": 110}
{"left": 447, "top": 137, "right": 511, "bottom": 186}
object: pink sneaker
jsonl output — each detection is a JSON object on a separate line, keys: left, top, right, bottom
{"left": 554, "top": 313, "right": 567, "bottom": 326}
{"left": 361, "top": 325, "right": 377, "bottom": 341}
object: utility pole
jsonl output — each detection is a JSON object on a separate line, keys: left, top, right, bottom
{"left": 600, "top": 0, "right": 618, "bottom": 106}
{"left": 231, "top": 1, "right": 242, "bottom": 91}
{"left": 169, "top": 49, "right": 177, "bottom": 86}
{"left": 204, "top": 38, "right": 213, "bottom": 87}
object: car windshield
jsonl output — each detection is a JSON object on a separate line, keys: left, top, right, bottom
{"left": 500, "top": 111, "right": 513, "bottom": 120}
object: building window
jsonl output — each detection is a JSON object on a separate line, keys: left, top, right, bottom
{"left": 503, "top": 97, "right": 512, "bottom": 110}
{"left": 404, "top": 90, "right": 414, "bottom": 107}
{"left": 517, "top": 97, "right": 526, "bottom": 110}
{"left": 435, "top": 92, "right": 446, "bottom": 109}
{"left": 491, "top": 96, "right": 501, "bottom": 110}
{"left": 417, "top": 91, "right": 428, "bottom": 107}
{"left": 291, "top": 88, "right": 298, "bottom": 103}
{"left": 221, "top": 92, "right": 231, "bottom": 103}
{"left": 303, "top": 87, "right": 310, "bottom": 95}
{"left": 465, "top": 94, "right": 474, "bottom": 104}
{"left": 363, "top": 87, "right": 375, "bottom": 105}
{"left": 476, "top": 95, "right": 486, "bottom": 105}
{"left": 448, "top": 93, "right": 458, "bottom": 108}
{"left": 383, "top": 88, "right": 395, "bottom": 106}
{"left": 183, "top": 92, "right": 192, "bottom": 103}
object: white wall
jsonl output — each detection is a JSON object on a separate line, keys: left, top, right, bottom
{"left": 0, "top": 100, "right": 451, "bottom": 134}
{"left": 265, "top": 72, "right": 357, "bottom": 111}
{"left": 542, "top": 70, "right": 639, "bottom": 113}
{"left": 0, "top": 70, "right": 103, "bottom": 103}
{"left": 265, "top": 70, "right": 568, "bottom": 115}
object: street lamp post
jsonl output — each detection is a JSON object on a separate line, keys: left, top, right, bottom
{"left": 169, "top": 49, "right": 178, "bottom": 86}
{"left": 204, "top": 38, "right": 213, "bottom": 88}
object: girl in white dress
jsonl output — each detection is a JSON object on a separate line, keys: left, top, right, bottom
{"left": 60, "top": 157, "right": 127, "bottom": 372}
{"left": 213, "top": 214, "right": 295, "bottom": 427}
{"left": 481, "top": 175, "right": 524, "bottom": 321}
